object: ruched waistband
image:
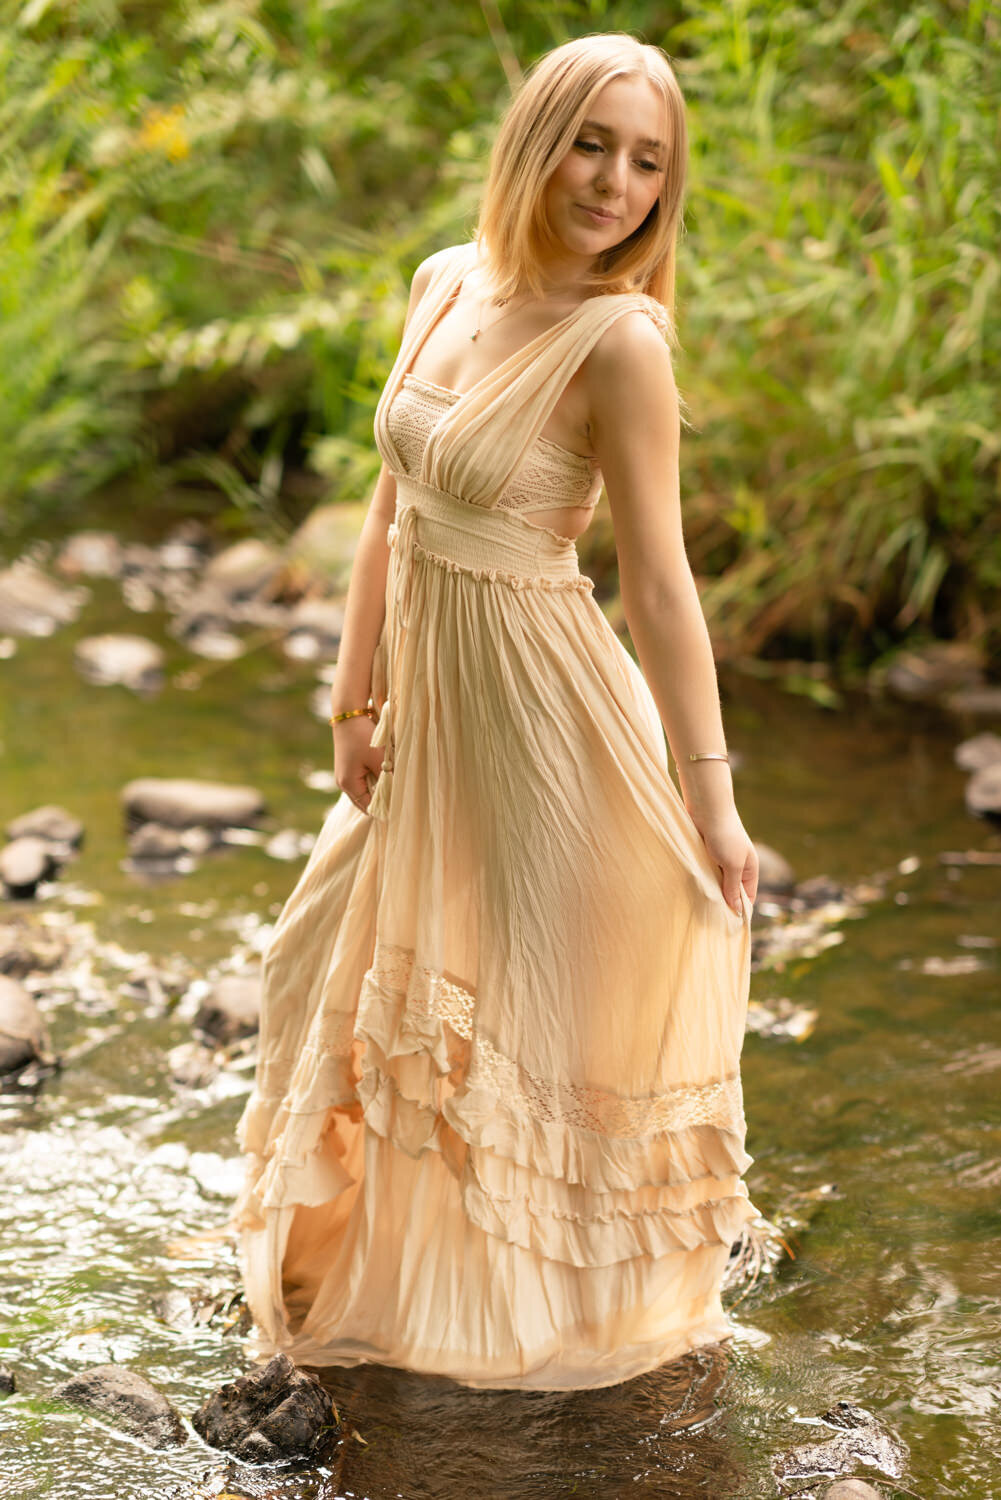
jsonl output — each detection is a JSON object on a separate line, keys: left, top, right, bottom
{"left": 392, "top": 478, "right": 583, "bottom": 584}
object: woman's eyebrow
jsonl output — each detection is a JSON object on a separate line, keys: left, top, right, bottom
{"left": 579, "top": 118, "right": 664, "bottom": 151}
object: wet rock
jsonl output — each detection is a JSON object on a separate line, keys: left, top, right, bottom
{"left": 822, "top": 1482, "right": 884, "bottom": 1499}
{"left": 53, "top": 1364, "right": 187, "bottom": 1450}
{"left": 122, "top": 778, "right": 266, "bottom": 833}
{"left": 0, "top": 636, "right": 16, "bottom": 659}
{"left": 6, "top": 804, "right": 85, "bottom": 851}
{"left": 772, "top": 1401, "right": 908, "bottom": 1491}
{"left": 0, "top": 561, "right": 88, "bottom": 637}
{"left": 194, "top": 972, "right": 260, "bottom": 1045}
{"left": 793, "top": 873, "right": 846, "bottom": 908}
{"left": 0, "top": 918, "right": 68, "bottom": 977}
{"left": 185, "top": 626, "right": 245, "bottom": 661}
{"left": 286, "top": 501, "right": 367, "bottom": 595}
{"left": 190, "top": 1350, "right": 336, "bottom": 1464}
{"left": 168, "top": 1040, "right": 219, "bottom": 1089}
{"left": 128, "top": 822, "right": 216, "bottom": 859}
{"left": 0, "top": 976, "right": 56, "bottom": 1076}
{"left": 74, "top": 634, "right": 166, "bottom": 694}
{"left": 965, "top": 764, "right": 1001, "bottom": 824}
{"left": 55, "top": 531, "right": 123, "bottom": 579}
{"left": 264, "top": 828, "right": 316, "bottom": 861}
{"left": 204, "top": 539, "right": 285, "bottom": 601}
{"left": 754, "top": 842, "right": 796, "bottom": 895}
{"left": 943, "top": 684, "right": 1001, "bottom": 717}
{"left": 0, "top": 1363, "right": 16, "bottom": 1395}
{"left": 0, "top": 837, "right": 57, "bottom": 898}
{"left": 283, "top": 597, "right": 345, "bottom": 662}
{"left": 882, "top": 641, "right": 983, "bottom": 703}
{"left": 955, "top": 732, "right": 1001, "bottom": 773}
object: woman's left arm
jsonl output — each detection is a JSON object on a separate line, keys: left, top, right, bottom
{"left": 585, "top": 311, "right": 757, "bottom": 915}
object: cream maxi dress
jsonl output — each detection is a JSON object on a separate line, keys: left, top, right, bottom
{"left": 226, "top": 240, "right": 760, "bottom": 1391}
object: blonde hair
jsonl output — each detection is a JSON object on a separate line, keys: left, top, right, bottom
{"left": 475, "top": 33, "right": 688, "bottom": 344}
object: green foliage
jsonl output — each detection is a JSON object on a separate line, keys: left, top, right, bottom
{"left": 0, "top": 0, "right": 998, "bottom": 663}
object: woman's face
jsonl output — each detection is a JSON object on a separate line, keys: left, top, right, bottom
{"left": 542, "top": 75, "right": 667, "bottom": 273}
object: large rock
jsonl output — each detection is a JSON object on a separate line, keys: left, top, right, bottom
{"left": 53, "top": 1364, "right": 186, "bottom": 1450}
{"left": 74, "top": 634, "right": 165, "bottom": 694}
{"left": 191, "top": 1351, "right": 336, "bottom": 1464}
{"left": 0, "top": 561, "right": 88, "bottom": 637}
{"left": 0, "top": 838, "right": 56, "bottom": 899}
{"left": 6, "top": 805, "right": 84, "bottom": 850}
{"left": 194, "top": 972, "right": 261, "bottom": 1045}
{"left": 772, "top": 1400, "right": 908, "bottom": 1492}
{"left": 122, "top": 778, "right": 266, "bottom": 832}
{"left": 965, "top": 765, "right": 1001, "bottom": 824}
{"left": 286, "top": 502, "right": 368, "bottom": 594}
{"left": 0, "top": 975, "right": 55, "bottom": 1076}
{"left": 203, "top": 539, "right": 284, "bottom": 601}
{"left": 943, "top": 685, "right": 1001, "bottom": 717}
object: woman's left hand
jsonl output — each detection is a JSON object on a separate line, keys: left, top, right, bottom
{"left": 686, "top": 804, "right": 758, "bottom": 917}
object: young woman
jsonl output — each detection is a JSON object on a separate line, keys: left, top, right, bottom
{"left": 228, "top": 31, "right": 761, "bottom": 1392}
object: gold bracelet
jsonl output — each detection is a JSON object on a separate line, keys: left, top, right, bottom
{"left": 685, "top": 751, "right": 729, "bottom": 763}
{"left": 329, "top": 699, "right": 376, "bottom": 725}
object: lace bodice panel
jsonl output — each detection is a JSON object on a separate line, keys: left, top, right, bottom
{"left": 386, "top": 375, "right": 602, "bottom": 514}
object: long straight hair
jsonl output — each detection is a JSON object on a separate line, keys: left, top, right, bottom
{"left": 475, "top": 33, "right": 688, "bottom": 345}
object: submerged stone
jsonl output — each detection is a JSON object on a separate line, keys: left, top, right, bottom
{"left": 53, "top": 1364, "right": 187, "bottom": 1450}
{"left": 190, "top": 1350, "right": 336, "bottom": 1464}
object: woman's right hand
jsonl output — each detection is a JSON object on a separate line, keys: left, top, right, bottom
{"left": 332, "top": 715, "right": 385, "bottom": 815}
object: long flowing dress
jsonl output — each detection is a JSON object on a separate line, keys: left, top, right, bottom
{"left": 225, "top": 240, "right": 760, "bottom": 1391}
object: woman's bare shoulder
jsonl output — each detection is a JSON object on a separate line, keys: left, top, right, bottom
{"left": 585, "top": 298, "right": 677, "bottom": 395}
{"left": 411, "top": 240, "right": 478, "bottom": 296}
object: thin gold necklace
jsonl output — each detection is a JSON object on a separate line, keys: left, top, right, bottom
{"left": 470, "top": 286, "right": 575, "bottom": 342}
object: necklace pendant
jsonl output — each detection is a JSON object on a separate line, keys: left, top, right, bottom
{"left": 470, "top": 330, "right": 479, "bottom": 341}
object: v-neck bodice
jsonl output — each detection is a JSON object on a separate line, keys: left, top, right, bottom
{"left": 373, "top": 242, "right": 673, "bottom": 512}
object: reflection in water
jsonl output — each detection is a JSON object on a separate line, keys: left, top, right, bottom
{"left": 0, "top": 577, "right": 999, "bottom": 1498}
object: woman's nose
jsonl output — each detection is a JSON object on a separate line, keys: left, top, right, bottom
{"left": 597, "top": 150, "right": 628, "bottom": 194}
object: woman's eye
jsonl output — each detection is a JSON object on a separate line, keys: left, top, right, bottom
{"left": 574, "top": 139, "right": 602, "bottom": 153}
{"left": 637, "top": 159, "right": 660, "bottom": 173}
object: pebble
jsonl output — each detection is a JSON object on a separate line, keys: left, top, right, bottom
{"left": 55, "top": 531, "right": 123, "bottom": 579}
{"left": 0, "top": 974, "right": 55, "bottom": 1076}
{"left": 0, "top": 561, "right": 88, "bottom": 637}
{"left": 0, "top": 837, "right": 56, "bottom": 899}
{"left": 954, "top": 732, "right": 1001, "bottom": 773}
{"left": 965, "top": 764, "right": 1001, "bottom": 823}
{"left": 754, "top": 842, "right": 796, "bottom": 894}
{"left": 6, "top": 805, "right": 84, "bottom": 850}
{"left": 193, "top": 971, "right": 261, "bottom": 1045}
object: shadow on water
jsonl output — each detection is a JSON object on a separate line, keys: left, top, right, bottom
{"left": 0, "top": 561, "right": 999, "bottom": 1499}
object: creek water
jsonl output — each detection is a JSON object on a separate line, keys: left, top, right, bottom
{"left": 0, "top": 570, "right": 998, "bottom": 1500}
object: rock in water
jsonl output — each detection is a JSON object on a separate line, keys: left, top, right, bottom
{"left": 772, "top": 1400, "right": 908, "bottom": 1490}
{"left": 55, "top": 531, "right": 123, "bottom": 579}
{"left": 74, "top": 634, "right": 166, "bottom": 694}
{"left": 0, "top": 975, "right": 56, "bottom": 1076}
{"left": 0, "top": 838, "right": 56, "bottom": 899}
{"left": 5, "top": 805, "right": 85, "bottom": 850}
{"left": 823, "top": 1480, "right": 885, "bottom": 1498}
{"left": 122, "top": 778, "right": 266, "bottom": 832}
{"left": 0, "top": 561, "right": 88, "bottom": 637}
{"left": 754, "top": 842, "right": 796, "bottom": 894}
{"left": 882, "top": 642, "right": 984, "bottom": 703}
{"left": 190, "top": 1351, "right": 336, "bottom": 1464}
{"left": 53, "top": 1364, "right": 186, "bottom": 1449}
{"left": 966, "top": 765, "right": 1001, "bottom": 824}
{"left": 955, "top": 732, "right": 1001, "bottom": 774}
{"left": 194, "top": 972, "right": 261, "bottom": 1045}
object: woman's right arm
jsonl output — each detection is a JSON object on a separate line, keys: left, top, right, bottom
{"left": 328, "top": 251, "right": 440, "bottom": 811}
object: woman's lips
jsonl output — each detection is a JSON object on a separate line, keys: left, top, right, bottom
{"left": 576, "top": 204, "right": 618, "bottom": 225}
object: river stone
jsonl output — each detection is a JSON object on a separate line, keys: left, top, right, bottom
{"left": 168, "top": 1040, "right": 219, "bottom": 1089}
{"left": 53, "top": 1364, "right": 186, "bottom": 1449}
{"left": 194, "top": 972, "right": 261, "bottom": 1044}
{"left": 190, "top": 1350, "right": 336, "bottom": 1464}
{"left": 772, "top": 1400, "right": 908, "bottom": 1490}
{"left": 0, "top": 561, "right": 88, "bottom": 637}
{"left": 55, "top": 531, "right": 123, "bottom": 579}
{"left": 128, "top": 822, "right": 215, "bottom": 858}
{"left": 203, "top": 539, "right": 284, "bottom": 600}
{"left": 965, "top": 764, "right": 1001, "bottom": 823}
{"left": 6, "top": 805, "right": 85, "bottom": 850}
{"left": 286, "top": 502, "right": 367, "bottom": 594}
{"left": 883, "top": 642, "right": 983, "bottom": 703}
{"left": 823, "top": 1483, "right": 885, "bottom": 1499}
{"left": 0, "top": 1363, "right": 15, "bottom": 1395}
{"left": 754, "top": 842, "right": 796, "bottom": 894}
{"left": 954, "top": 732, "right": 1001, "bottom": 773}
{"left": 0, "top": 975, "right": 54, "bottom": 1076}
{"left": 943, "top": 685, "right": 1001, "bottom": 717}
{"left": 74, "top": 634, "right": 166, "bottom": 693}
{"left": 283, "top": 597, "right": 345, "bottom": 661}
{"left": 122, "top": 778, "right": 266, "bottom": 832}
{"left": 0, "top": 837, "right": 56, "bottom": 898}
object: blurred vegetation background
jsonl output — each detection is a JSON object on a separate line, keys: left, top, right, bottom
{"left": 1, "top": 0, "right": 997, "bottom": 669}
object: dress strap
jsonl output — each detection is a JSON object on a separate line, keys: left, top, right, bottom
{"left": 422, "top": 292, "right": 672, "bottom": 509}
{"left": 373, "top": 243, "right": 479, "bottom": 474}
